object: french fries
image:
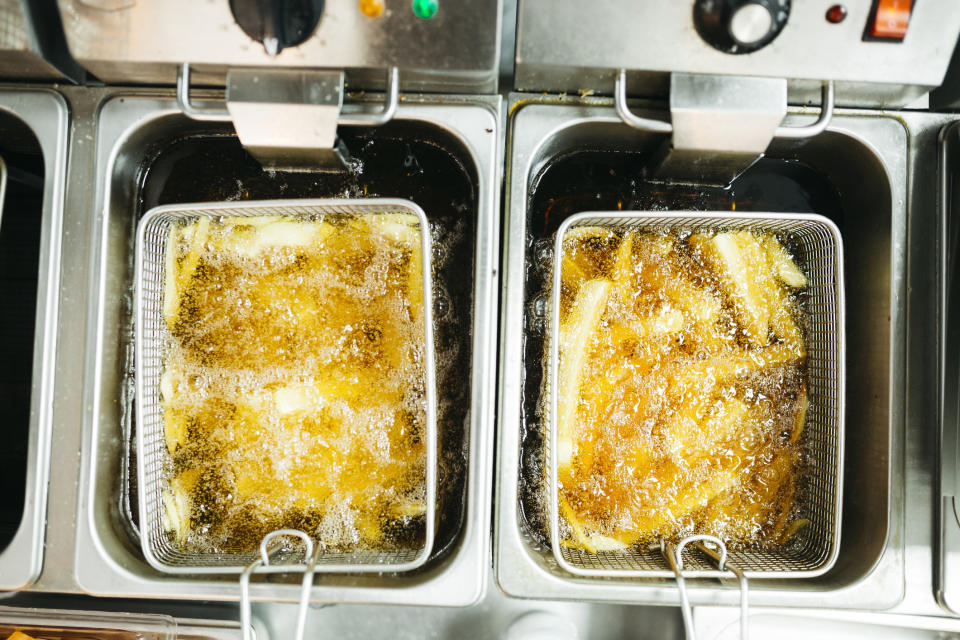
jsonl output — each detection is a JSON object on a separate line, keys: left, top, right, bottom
{"left": 555, "top": 227, "right": 809, "bottom": 551}
{"left": 158, "top": 214, "right": 429, "bottom": 552}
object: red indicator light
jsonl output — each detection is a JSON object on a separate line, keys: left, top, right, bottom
{"left": 825, "top": 4, "right": 847, "bottom": 24}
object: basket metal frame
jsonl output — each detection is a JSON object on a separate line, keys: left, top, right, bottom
{"left": 134, "top": 198, "right": 438, "bottom": 575}
{"left": 547, "top": 210, "right": 846, "bottom": 580}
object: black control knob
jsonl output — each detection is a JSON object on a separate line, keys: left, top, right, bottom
{"left": 230, "top": 0, "right": 325, "bottom": 55}
{"left": 694, "top": 0, "right": 790, "bottom": 54}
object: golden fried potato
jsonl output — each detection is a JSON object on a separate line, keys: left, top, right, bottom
{"left": 159, "top": 214, "right": 429, "bottom": 553}
{"left": 555, "top": 228, "right": 808, "bottom": 551}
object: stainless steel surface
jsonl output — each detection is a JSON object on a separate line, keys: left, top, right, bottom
{"left": 496, "top": 96, "right": 908, "bottom": 607}
{"left": 0, "top": 82, "right": 948, "bottom": 640}
{"left": 514, "top": 0, "right": 960, "bottom": 107}
{"left": 56, "top": 0, "right": 501, "bottom": 94}
{"left": 657, "top": 74, "right": 787, "bottom": 186}
{"left": 939, "top": 118, "right": 960, "bottom": 616}
{"left": 0, "top": 0, "right": 77, "bottom": 81}
{"left": 615, "top": 72, "right": 835, "bottom": 185}
{"left": 26, "top": 84, "right": 103, "bottom": 595}
{"left": 253, "top": 569, "right": 685, "bottom": 639}
{"left": 177, "top": 64, "right": 402, "bottom": 170}
{"left": 668, "top": 75, "right": 787, "bottom": 152}
{"left": 547, "top": 211, "right": 845, "bottom": 579}
{"left": 225, "top": 69, "right": 349, "bottom": 170}
{"left": 695, "top": 607, "right": 960, "bottom": 638}
{"left": 68, "top": 91, "right": 499, "bottom": 606}
{"left": 939, "top": 119, "right": 960, "bottom": 615}
{"left": 0, "top": 89, "right": 68, "bottom": 591}
{"left": 226, "top": 68, "right": 344, "bottom": 118}
{"left": 773, "top": 82, "right": 835, "bottom": 139}
{"left": 135, "top": 199, "right": 437, "bottom": 574}
{"left": 0, "top": 58, "right": 947, "bottom": 640}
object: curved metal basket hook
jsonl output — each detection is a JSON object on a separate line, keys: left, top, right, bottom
{"left": 615, "top": 68, "right": 834, "bottom": 141}
{"left": 665, "top": 534, "right": 749, "bottom": 640}
{"left": 240, "top": 529, "right": 318, "bottom": 640}
{"left": 177, "top": 62, "right": 399, "bottom": 126}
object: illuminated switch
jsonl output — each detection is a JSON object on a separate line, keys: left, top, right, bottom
{"left": 869, "top": 0, "right": 912, "bottom": 40}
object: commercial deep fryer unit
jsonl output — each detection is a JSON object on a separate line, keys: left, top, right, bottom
{"left": 6, "top": 0, "right": 960, "bottom": 637}
{"left": 13, "top": 0, "right": 502, "bottom": 618}
{"left": 496, "top": 0, "right": 960, "bottom": 626}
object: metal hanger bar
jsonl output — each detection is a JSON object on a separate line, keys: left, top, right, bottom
{"left": 774, "top": 80, "right": 835, "bottom": 139}
{"left": 614, "top": 68, "right": 674, "bottom": 134}
{"left": 177, "top": 63, "right": 232, "bottom": 121}
{"left": 177, "top": 63, "right": 399, "bottom": 127}
{"left": 240, "top": 530, "right": 317, "bottom": 640}
{"left": 665, "top": 534, "right": 750, "bottom": 640}
{"left": 339, "top": 66, "right": 400, "bottom": 126}
{"left": 615, "top": 69, "right": 834, "bottom": 141}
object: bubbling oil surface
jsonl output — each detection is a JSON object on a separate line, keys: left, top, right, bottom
{"left": 553, "top": 229, "right": 808, "bottom": 551}
{"left": 161, "top": 214, "right": 428, "bottom": 553}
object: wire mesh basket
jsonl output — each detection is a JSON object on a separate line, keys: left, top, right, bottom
{"left": 547, "top": 211, "right": 845, "bottom": 579}
{"left": 135, "top": 198, "right": 437, "bottom": 574}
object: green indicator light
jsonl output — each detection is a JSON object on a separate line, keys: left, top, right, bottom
{"left": 412, "top": 0, "right": 438, "bottom": 19}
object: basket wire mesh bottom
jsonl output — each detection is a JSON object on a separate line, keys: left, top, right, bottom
{"left": 134, "top": 198, "right": 438, "bottom": 575}
{"left": 547, "top": 212, "right": 845, "bottom": 579}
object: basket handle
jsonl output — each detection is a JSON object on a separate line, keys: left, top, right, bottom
{"left": 664, "top": 534, "right": 750, "bottom": 640}
{"left": 240, "top": 529, "right": 318, "bottom": 640}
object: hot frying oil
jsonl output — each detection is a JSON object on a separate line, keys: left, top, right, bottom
{"left": 160, "top": 215, "right": 428, "bottom": 553}
{"left": 553, "top": 229, "right": 809, "bottom": 551}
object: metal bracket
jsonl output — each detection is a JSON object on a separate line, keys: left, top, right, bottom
{"left": 177, "top": 63, "right": 232, "bottom": 122}
{"left": 615, "top": 69, "right": 834, "bottom": 140}
{"left": 340, "top": 66, "right": 400, "bottom": 126}
{"left": 774, "top": 81, "right": 835, "bottom": 139}
{"left": 615, "top": 70, "right": 835, "bottom": 187}
{"left": 175, "top": 63, "right": 400, "bottom": 170}
{"left": 614, "top": 69, "right": 673, "bottom": 134}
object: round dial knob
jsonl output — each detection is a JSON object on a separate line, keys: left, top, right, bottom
{"left": 230, "top": 0, "right": 325, "bottom": 55}
{"left": 694, "top": 0, "right": 790, "bottom": 54}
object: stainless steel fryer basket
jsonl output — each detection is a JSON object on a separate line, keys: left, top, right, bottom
{"left": 548, "top": 211, "right": 846, "bottom": 579}
{"left": 135, "top": 198, "right": 438, "bottom": 574}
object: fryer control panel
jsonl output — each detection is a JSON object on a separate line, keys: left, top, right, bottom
{"left": 515, "top": 0, "right": 959, "bottom": 107}
{"left": 55, "top": 0, "right": 497, "bottom": 93}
